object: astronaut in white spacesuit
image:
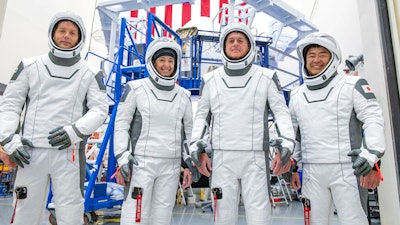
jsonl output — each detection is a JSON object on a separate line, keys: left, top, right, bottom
{"left": 189, "top": 22, "right": 295, "bottom": 225}
{"left": 289, "top": 32, "right": 385, "bottom": 225}
{"left": 114, "top": 37, "right": 193, "bottom": 225}
{"left": 0, "top": 11, "right": 108, "bottom": 225}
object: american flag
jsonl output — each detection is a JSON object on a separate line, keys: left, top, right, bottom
{"left": 129, "top": 0, "right": 230, "bottom": 32}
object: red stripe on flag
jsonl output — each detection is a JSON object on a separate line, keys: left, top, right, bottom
{"left": 149, "top": 7, "right": 156, "bottom": 36}
{"left": 201, "top": 0, "right": 210, "bottom": 17}
{"left": 164, "top": 5, "right": 173, "bottom": 37}
{"left": 130, "top": 10, "right": 138, "bottom": 18}
{"left": 182, "top": 3, "right": 192, "bottom": 27}
{"left": 219, "top": 0, "right": 228, "bottom": 23}
{"left": 130, "top": 10, "right": 138, "bottom": 39}
{"left": 238, "top": 2, "right": 248, "bottom": 24}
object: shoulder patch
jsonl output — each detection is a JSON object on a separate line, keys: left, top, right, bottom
{"left": 182, "top": 88, "right": 191, "bottom": 98}
{"left": 202, "top": 68, "right": 219, "bottom": 82}
{"left": 290, "top": 85, "right": 302, "bottom": 96}
{"left": 120, "top": 83, "right": 133, "bottom": 102}
{"left": 271, "top": 72, "right": 282, "bottom": 92}
{"left": 88, "top": 65, "right": 100, "bottom": 74}
{"left": 22, "top": 56, "right": 38, "bottom": 66}
{"left": 94, "top": 71, "right": 106, "bottom": 90}
{"left": 11, "top": 62, "right": 24, "bottom": 81}
{"left": 11, "top": 57, "right": 38, "bottom": 81}
{"left": 199, "top": 69, "right": 219, "bottom": 96}
{"left": 131, "top": 79, "right": 145, "bottom": 89}
{"left": 355, "top": 78, "right": 376, "bottom": 100}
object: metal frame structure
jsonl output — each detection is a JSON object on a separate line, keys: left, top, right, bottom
{"left": 65, "top": 1, "right": 320, "bottom": 222}
{"left": 0, "top": 162, "right": 12, "bottom": 196}
{"left": 97, "top": 0, "right": 195, "bottom": 63}
{"left": 96, "top": 0, "right": 320, "bottom": 91}
{"left": 83, "top": 13, "right": 182, "bottom": 217}
{"left": 176, "top": 28, "right": 273, "bottom": 93}
{"left": 45, "top": 13, "right": 183, "bottom": 224}
{"left": 244, "top": 0, "right": 318, "bottom": 50}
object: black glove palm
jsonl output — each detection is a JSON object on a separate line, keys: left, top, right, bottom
{"left": 120, "top": 155, "right": 138, "bottom": 182}
{"left": 48, "top": 126, "right": 71, "bottom": 150}
{"left": 270, "top": 139, "right": 291, "bottom": 165}
{"left": 190, "top": 140, "right": 207, "bottom": 167}
{"left": 184, "top": 158, "right": 201, "bottom": 182}
{"left": 280, "top": 147, "right": 291, "bottom": 165}
{"left": 10, "top": 138, "right": 34, "bottom": 168}
{"left": 347, "top": 149, "right": 373, "bottom": 176}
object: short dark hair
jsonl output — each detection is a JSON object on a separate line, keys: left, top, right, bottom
{"left": 52, "top": 20, "right": 81, "bottom": 43}
{"left": 152, "top": 48, "right": 177, "bottom": 63}
{"left": 302, "top": 44, "right": 323, "bottom": 59}
{"left": 224, "top": 31, "right": 251, "bottom": 59}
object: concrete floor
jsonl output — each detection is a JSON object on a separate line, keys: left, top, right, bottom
{"left": 2, "top": 194, "right": 373, "bottom": 225}
{"left": 0, "top": 179, "right": 381, "bottom": 225}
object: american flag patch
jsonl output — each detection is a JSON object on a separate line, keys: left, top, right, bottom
{"left": 361, "top": 85, "right": 373, "bottom": 93}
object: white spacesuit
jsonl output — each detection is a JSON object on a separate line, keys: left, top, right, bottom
{"left": 0, "top": 11, "right": 108, "bottom": 225}
{"left": 290, "top": 32, "right": 385, "bottom": 224}
{"left": 190, "top": 22, "right": 294, "bottom": 225}
{"left": 114, "top": 38, "right": 193, "bottom": 225}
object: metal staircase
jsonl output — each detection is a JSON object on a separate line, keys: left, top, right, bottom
{"left": 80, "top": 2, "right": 319, "bottom": 219}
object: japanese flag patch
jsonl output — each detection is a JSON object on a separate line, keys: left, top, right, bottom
{"left": 361, "top": 85, "right": 373, "bottom": 94}
{"left": 356, "top": 79, "right": 376, "bottom": 100}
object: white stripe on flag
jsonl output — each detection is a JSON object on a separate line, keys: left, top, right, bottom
{"left": 361, "top": 85, "right": 373, "bottom": 93}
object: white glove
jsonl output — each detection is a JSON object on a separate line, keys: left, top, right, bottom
{"left": 2, "top": 134, "right": 34, "bottom": 168}
{"left": 48, "top": 125, "right": 83, "bottom": 150}
{"left": 348, "top": 148, "right": 378, "bottom": 176}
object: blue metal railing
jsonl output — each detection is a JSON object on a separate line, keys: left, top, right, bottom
{"left": 82, "top": 12, "right": 184, "bottom": 213}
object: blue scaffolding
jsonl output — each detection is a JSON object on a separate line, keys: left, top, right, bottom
{"left": 82, "top": 13, "right": 295, "bottom": 216}
{"left": 176, "top": 28, "right": 273, "bottom": 95}
{"left": 47, "top": 12, "right": 183, "bottom": 224}
{"left": 84, "top": 11, "right": 183, "bottom": 214}
{"left": 54, "top": 2, "right": 311, "bottom": 221}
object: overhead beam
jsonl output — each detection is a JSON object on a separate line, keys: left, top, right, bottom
{"left": 244, "top": 0, "right": 318, "bottom": 35}
{"left": 97, "top": 0, "right": 195, "bottom": 13}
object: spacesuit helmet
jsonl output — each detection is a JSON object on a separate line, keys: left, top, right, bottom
{"left": 48, "top": 11, "right": 86, "bottom": 58}
{"left": 220, "top": 22, "right": 256, "bottom": 70}
{"left": 296, "top": 32, "right": 341, "bottom": 88}
{"left": 145, "top": 37, "right": 182, "bottom": 88}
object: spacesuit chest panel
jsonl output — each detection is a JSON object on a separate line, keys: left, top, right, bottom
{"left": 294, "top": 74, "right": 355, "bottom": 163}
{"left": 133, "top": 79, "right": 187, "bottom": 158}
{"left": 22, "top": 55, "right": 93, "bottom": 147}
{"left": 212, "top": 66, "right": 263, "bottom": 109}
{"left": 42, "top": 57, "right": 86, "bottom": 79}
{"left": 208, "top": 66, "right": 267, "bottom": 150}
{"left": 32, "top": 55, "right": 89, "bottom": 109}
